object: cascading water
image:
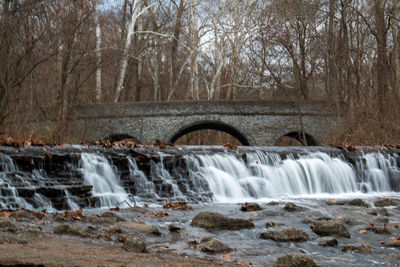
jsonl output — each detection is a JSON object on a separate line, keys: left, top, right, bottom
{"left": 184, "top": 151, "right": 400, "bottom": 202}
{"left": 0, "top": 147, "right": 399, "bottom": 209}
{"left": 0, "top": 153, "right": 33, "bottom": 209}
{"left": 79, "top": 153, "right": 131, "bottom": 208}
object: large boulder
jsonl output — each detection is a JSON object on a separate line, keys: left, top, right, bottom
{"left": 201, "top": 240, "right": 231, "bottom": 254}
{"left": 191, "top": 212, "right": 254, "bottom": 230}
{"left": 122, "top": 235, "right": 148, "bottom": 253}
{"left": 313, "top": 220, "right": 350, "bottom": 238}
{"left": 261, "top": 228, "right": 309, "bottom": 242}
{"left": 274, "top": 254, "right": 318, "bottom": 267}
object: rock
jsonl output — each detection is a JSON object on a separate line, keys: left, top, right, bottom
{"left": 53, "top": 224, "right": 90, "bottom": 238}
{"left": 368, "top": 210, "right": 378, "bottom": 216}
{"left": 122, "top": 235, "right": 147, "bottom": 253}
{"left": 240, "top": 202, "right": 262, "bottom": 212}
{"left": 267, "top": 201, "right": 282, "bottom": 206}
{"left": 375, "top": 217, "right": 389, "bottom": 224}
{"left": 342, "top": 244, "right": 373, "bottom": 253}
{"left": 266, "top": 222, "right": 282, "bottom": 228}
{"left": 274, "top": 253, "right": 318, "bottom": 267}
{"left": 119, "top": 221, "right": 160, "bottom": 236}
{"left": 374, "top": 198, "right": 397, "bottom": 207}
{"left": 383, "top": 242, "right": 400, "bottom": 249}
{"left": 100, "top": 212, "right": 125, "bottom": 222}
{"left": 191, "top": 212, "right": 254, "bottom": 230}
{"left": 313, "top": 220, "right": 350, "bottom": 238}
{"left": 318, "top": 238, "right": 338, "bottom": 247}
{"left": 283, "top": 202, "right": 304, "bottom": 212}
{"left": 365, "top": 226, "right": 391, "bottom": 235}
{"left": 168, "top": 225, "right": 181, "bottom": 232}
{"left": 260, "top": 228, "right": 309, "bottom": 242}
{"left": 201, "top": 240, "right": 231, "bottom": 254}
{"left": 85, "top": 216, "right": 117, "bottom": 225}
{"left": 348, "top": 198, "right": 370, "bottom": 208}
{"left": 0, "top": 219, "right": 17, "bottom": 233}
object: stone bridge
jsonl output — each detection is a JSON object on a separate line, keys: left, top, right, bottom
{"left": 30, "top": 101, "right": 336, "bottom": 145}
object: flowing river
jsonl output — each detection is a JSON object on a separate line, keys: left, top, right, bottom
{"left": 0, "top": 145, "right": 399, "bottom": 266}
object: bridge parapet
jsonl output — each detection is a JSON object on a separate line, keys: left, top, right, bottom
{"left": 20, "top": 101, "right": 336, "bottom": 145}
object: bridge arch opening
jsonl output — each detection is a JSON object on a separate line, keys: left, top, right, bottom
{"left": 104, "top": 134, "right": 141, "bottom": 143}
{"left": 170, "top": 121, "right": 250, "bottom": 146}
{"left": 274, "top": 131, "right": 319, "bottom": 146}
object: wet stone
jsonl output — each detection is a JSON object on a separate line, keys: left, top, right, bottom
{"left": 374, "top": 198, "right": 397, "bottom": 207}
{"left": 266, "top": 222, "right": 282, "bottom": 228}
{"left": 283, "top": 202, "right": 304, "bottom": 212}
{"left": 342, "top": 244, "right": 373, "bottom": 253}
{"left": 274, "top": 253, "right": 318, "bottom": 267}
{"left": 348, "top": 198, "right": 370, "bottom": 208}
{"left": 365, "top": 226, "right": 391, "bottom": 235}
{"left": 122, "top": 235, "right": 147, "bottom": 253}
{"left": 201, "top": 239, "right": 231, "bottom": 254}
{"left": 240, "top": 202, "right": 262, "bottom": 212}
{"left": 375, "top": 217, "right": 389, "bottom": 224}
{"left": 191, "top": 212, "right": 254, "bottom": 230}
{"left": 318, "top": 237, "right": 338, "bottom": 247}
{"left": 383, "top": 242, "right": 400, "bottom": 249}
{"left": 260, "top": 228, "right": 309, "bottom": 242}
{"left": 313, "top": 219, "right": 350, "bottom": 238}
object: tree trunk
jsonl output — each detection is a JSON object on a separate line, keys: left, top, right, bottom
{"left": 374, "top": 0, "right": 390, "bottom": 113}
{"left": 95, "top": 1, "right": 102, "bottom": 102}
{"left": 168, "top": 0, "right": 185, "bottom": 100}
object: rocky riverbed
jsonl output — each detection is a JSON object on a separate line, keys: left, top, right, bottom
{"left": 1, "top": 196, "right": 399, "bottom": 267}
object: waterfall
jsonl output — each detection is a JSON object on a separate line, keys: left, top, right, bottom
{"left": 1, "top": 147, "right": 399, "bottom": 210}
{"left": 79, "top": 153, "right": 130, "bottom": 208}
{"left": 184, "top": 151, "right": 399, "bottom": 202}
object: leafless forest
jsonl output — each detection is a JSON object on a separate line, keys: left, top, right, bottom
{"left": 1, "top": 0, "right": 400, "bottom": 144}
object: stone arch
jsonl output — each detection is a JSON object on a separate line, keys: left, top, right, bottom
{"left": 104, "top": 134, "right": 141, "bottom": 143}
{"left": 170, "top": 121, "right": 250, "bottom": 146}
{"left": 275, "top": 131, "right": 319, "bottom": 146}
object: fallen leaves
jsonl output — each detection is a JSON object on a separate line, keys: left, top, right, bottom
{"left": 336, "top": 216, "right": 343, "bottom": 220}
{"left": 0, "top": 210, "right": 12, "bottom": 218}
{"left": 188, "top": 240, "right": 200, "bottom": 249}
{"left": 359, "top": 230, "right": 367, "bottom": 234}
{"left": 118, "top": 237, "right": 127, "bottom": 243}
{"left": 162, "top": 200, "right": 192, "bottom": 210}
{"left": 223, "top": 143, "right": 237, "bottom": 149}
{"left": 54, "top": 209, "right": 84, "bottom": 221}
{"left": 151, "top": 211, "right": 169, "bottom": 217}
{"left": 221, "top": 253, "right": 231, "bottom": 258}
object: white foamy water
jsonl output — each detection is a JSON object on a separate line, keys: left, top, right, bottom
{"left": 184, "top": 151, "right": 400, "bottom": 202}
{"left": 80, "top": 153, "right": 131, "bottom": 208}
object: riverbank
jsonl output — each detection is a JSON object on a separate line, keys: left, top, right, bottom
{"left": 1, "top": 197, "right": 399, "bottom": 266}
